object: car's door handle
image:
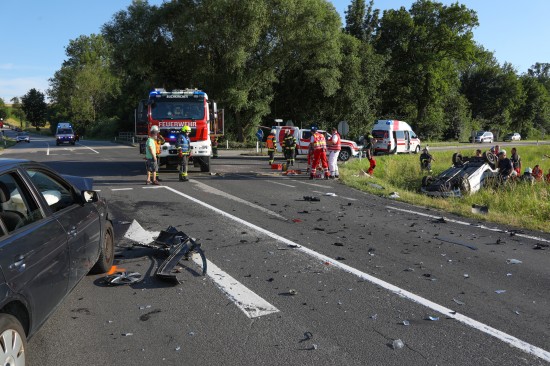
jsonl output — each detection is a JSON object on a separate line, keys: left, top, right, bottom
{"left": 9, "top": 255, "right": 26, "bottom": 271}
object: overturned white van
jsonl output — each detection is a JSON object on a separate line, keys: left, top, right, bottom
{"left": 372, "top": 120, "right": 421, "bottom": 154}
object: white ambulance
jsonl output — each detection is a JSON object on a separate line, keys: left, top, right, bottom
{"left": 371, "top": 120, "right": 421, "bottom": 154}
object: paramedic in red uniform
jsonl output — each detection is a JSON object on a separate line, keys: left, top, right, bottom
{"left": 327, "top": 127, "right": 341, "bottom": 178}
{"left": 309, "top": 126, "right": 330, "bottom": 180}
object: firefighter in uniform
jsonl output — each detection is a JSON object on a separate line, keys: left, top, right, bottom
{"left": 327, "top": 127, "right": 341, "bottom": 178}
{"left": 177, "top": 125, "right": 192, "bottom": 181}
{"left": 283, "top": 129, "right": 296, "bottom": 167}
{"left": 151, "top": 125, "right": 165, "bottom": 181}
{"left": 309, "top": 126, "right": 330, "bottom": 180}
{"left": 266, "top": 129, "right": 277, "bottom": 165}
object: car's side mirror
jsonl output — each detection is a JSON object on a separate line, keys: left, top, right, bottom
{"left": 82, "top": 190, "right": 99, "bottom": 203}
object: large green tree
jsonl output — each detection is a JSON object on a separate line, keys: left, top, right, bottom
{"left": 0, "top": 98, "right": 8, "bottom": 121}
{"left": 21, "top": 89, "right": 48, "bottom": 130}
{"left": 375, "top": 0, "right": 478, "bottom": 139}
{"left": 48, "top": 34, "right": 120, "bottom": 132}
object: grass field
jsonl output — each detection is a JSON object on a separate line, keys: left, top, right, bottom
{"left": 340, "top": 145, "right": 550, "bottom": 233}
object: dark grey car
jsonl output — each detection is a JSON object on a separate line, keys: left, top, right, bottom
{"left": 0, "top": 159, "right": 114, "bottom": 365}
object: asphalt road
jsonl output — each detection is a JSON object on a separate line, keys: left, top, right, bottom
{"left": 2, "top": 131, "right": 549, "bottom": 366}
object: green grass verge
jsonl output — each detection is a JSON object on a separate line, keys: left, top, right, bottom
{"left": 340, "top": 146, "right": 550, "bottom": 233}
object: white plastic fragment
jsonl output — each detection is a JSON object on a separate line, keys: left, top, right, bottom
{"left": 506, "top": 259, "right": 522, "bottom": 264}
{"left": 389, "top": 192, "right": 400, "bottom": 199}
{"left": 453, "top": 298, "right": 465, "bottom": 305}
{"left": 428, "top": 316, "right": 439, "bottom": 321}
{"left": 495, "top": 290, "right": 506, "bottom": 294}
{"left": 175, "top": 346, "right": 181, "bottom": 351}
{"left": 325, "top": 192, "right": 337, "bottom": 196}
{"left": 402, "top": 320, "right": 410, "bottom": 326}
{"left": 463, "top": 274, "right": 470, "bottom": 278}
{"left": 122, "top": 333, "right": 133, "bottom": 336}
{"left": 392, "top": 339, "right": 405, "bottom": 349}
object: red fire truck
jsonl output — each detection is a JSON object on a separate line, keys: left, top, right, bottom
{"left": 136, "top": 88, "right": 223, "bottom": 172}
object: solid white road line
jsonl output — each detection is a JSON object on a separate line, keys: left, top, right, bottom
{"left": 111, "top": 188, "right": 133, "bottom": 191}
{"left": 291, "top": 180, "right": 329, "bottom": 188}
{"left": 76, "top": 142, "right": 100, "bottom": 154}
{"left": 312, "top": 190, "right": 357, "bottom": 201}
{"left": 123, "top": 219, "right": 279, "bottom": 319}
{"left": 193, "top": 257, "right": 279, "bottom": 318}
{"left": 162, "top": 185, "right": 550, "bottom": 363}
{"left": 386, "top": 206, "right": 550, "bottom": 243}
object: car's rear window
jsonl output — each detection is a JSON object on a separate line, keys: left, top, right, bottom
{"left": 372, "top": 130, "right": 388, "bottom": 139}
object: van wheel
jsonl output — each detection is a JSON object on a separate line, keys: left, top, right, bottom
{"left": 338, "top": 149, "right": 351, "bottom": 161}
{"left": 414, "top": 145, "right": 420, "bottom": 154}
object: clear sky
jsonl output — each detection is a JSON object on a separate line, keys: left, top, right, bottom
{"left": 1, "top": 0, "right": 549, "bottom": 103}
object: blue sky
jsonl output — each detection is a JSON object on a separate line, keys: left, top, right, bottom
{"left": 1, "top": 0, "right": 549, "bottom": 103}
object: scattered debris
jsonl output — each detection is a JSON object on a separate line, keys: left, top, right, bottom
{"left": 370, "top": 314, "right": 378, "bottom": 320}
{"left": 402, "top": 320, "right": 410, "bottom": 326}
{"left": 117, "top": 220, "right": 132, "bottom": 225}
{"left": 175, "top": 346, "right": 181, "bottom": 351}
{"left": 292, "top": 218, "right": 303, "bottom": 223}
{"left": 471, "top": 204, "right": 489, "bottom": 215}
{"left": 495, "top": 290, "right": 506, "bottom": 294}
{"left": 391, "top": 339, "right": 405, "bottom": 350}
{"left": 434, "top": 217, "right": 447, "bottom": 223}
{"left": 427, "top": 316, "right": 439, "bottom": 321}
{"left": 534, "top": 243, "right": 549, "bottom": 250}
{"left": 514, "top": 310, "right": 520, "bottom": 316}
{"left": 463, "top": 274, "right": 470, "bottom": 279}
{"left": 104, "top": 272, "right": 142, "bottom": 286}
{"left": 335, "top": 256, "right": 346, "bottom": 260}
{"left": 288, "top": 244, "right": 301, "bottom": 248}
{"left": 209, "top": 172, "right": 223, "bottom": 176}
{"left": 403, "top": 268, "right": 414, "bottom": 272}
{"left": 333, "top": 242, "right": 344, "bottom": 247}
{"left": 437, "top": 237, "right": 478, "bottom": 251}
{"left": 506, "top": 273, "right": 512, "bottom": 277}
{"left": 288, "top": 289, "right": 298, "bottom": 295}
{"left": 368, "top": 182, "right": 384, "bottom": 189}
{"left": 303, "top": 196, "right": 320, "bottom": 202}
{"left": 299, "top": 331, "right": 313, "bottom": 343}
{"left": 188, "top": 332, "right": 195, "bottom": 336}
{"left": 122, "top": 333, "right": 134, "bottom": 336}
{"left": 506, "top": 259, "right": 522, "bottom": 265}
{"left": 325, "top": 192, "right": 337, "bottom": 197}
{"left": 388, "top": 192, "right": 400, "bottom": 199}
{"left": 453, "top": 298, "right": 465, "bottom": 306}
{"left": 139, "top": 309, "right": 161, "bottom": 321}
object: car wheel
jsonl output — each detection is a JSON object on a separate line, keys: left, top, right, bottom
{"left": 483, "top": 151, "right": 497, "bottom": 169}
{"left": 414, "top": 145, "right": 420, "bottom": 154}
{"left": 338, "top": 149, "right": 351, "bottom": 161}
{"left": 0, "top": 314, "right": 27, "bottom": 366}
{"left": 452, "top": 153, "right": 463, "bottom": 166}
{"left": 459, "top": 176, "right": 471, "bottom": 195}
{"left": 421, "top": 175, "right": 433, "bottom": 187}
{"left": 90, "top": 221, "right": 114, "bottom": 274}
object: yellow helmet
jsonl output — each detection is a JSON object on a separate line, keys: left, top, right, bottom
{"left": 181, "top": 125, "right": 191, "bottom": 133}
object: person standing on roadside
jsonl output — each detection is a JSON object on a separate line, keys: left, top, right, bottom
{"left": 145, "top": 129, "right": 161, "bottom": 185}
{"left": 150, "top": 125, "right": 165, "bottom": 182}
{"left": 327, "top": 127, "right": 341, "bottom": 178}
{"left": 282, "top": 129, "right": 297, "bottom": 167}
{"left": 266, "top": 129, "right": 277, "bottom": 165}
{"left": 176, "top": 125, "right": 192, "bottom": 182}
{"left": 212, "top": 136, "right": 219, "bottom": 158}
{"left": 363, "top": 134, "right": 376, "bottom": 176}
{"left": 309, "top": 126, "right": 330, "bottom": 180}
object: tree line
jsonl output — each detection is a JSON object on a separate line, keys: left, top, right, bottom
{"left": 3, "top": 0, "right": 549, "bottom": 141}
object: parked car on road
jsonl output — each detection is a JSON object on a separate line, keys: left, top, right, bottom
{"left": 15, "top": 132, "right": 30, "bottom": 143}
{"left": 503, "top": 132, "right": 521, "bottom": 141}
{"left": 0, "top": 159, "right": 114, "bottom": 365}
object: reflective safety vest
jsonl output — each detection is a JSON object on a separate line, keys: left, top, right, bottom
{"left": 177, "top": 133, "right": 191, "bottom": 154}
{"left": 266, "top": 134, "right": 276, "bottom": 150}
{"left": 327, "top": 132, "right": 341, "bottom": 151}
{"left": 312, "top": 132, "right": 327, "bottom": 150}
{"left": 155, "top": 135, "right": 165, "bottom": 155}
